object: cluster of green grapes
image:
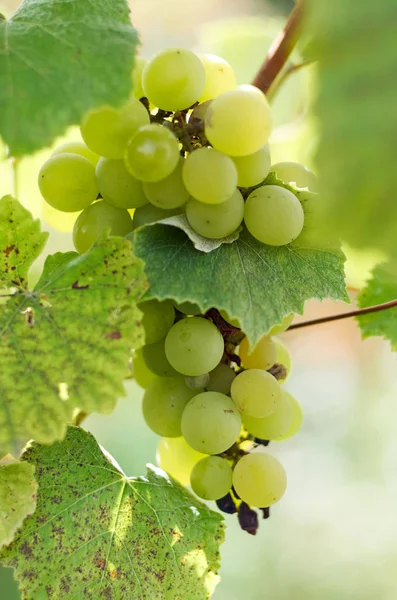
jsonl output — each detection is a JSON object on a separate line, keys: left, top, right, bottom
{"left": 37, "top": 48, "right": 316, "bottom": 251}
{"left": 133, "top": 299, "right": 302, "bottom": 534}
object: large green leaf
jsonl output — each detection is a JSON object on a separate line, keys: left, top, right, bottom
{"left": 0, "top": 0, "right": 138, "bottom": 156}
{"left": 312, "top": 0, "right": 397, "bottom": 254}
{"left": 0, "top": 462, "right": 37, "bottom": 549}
{"left": 133, "top": 185, "right": 348, "bottom": 346}
{"left": 0, "top": 427, "right": 224, "bottom": 600}
{"left": 0, "top": 196, "right": 147, "bottom": 455}
{"left": 356, "top": 262, "right": 397, "bottom": 351}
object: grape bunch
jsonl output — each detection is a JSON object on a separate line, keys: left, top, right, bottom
{"left": 37, "top": 48, "right": 316, "bottom": 251}
{"left": 133, "top": 301, "right": 303, "bottom": 535}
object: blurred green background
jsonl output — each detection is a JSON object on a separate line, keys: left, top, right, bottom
{"left": 1, "top": 0, "right": 397, "bottom": 599}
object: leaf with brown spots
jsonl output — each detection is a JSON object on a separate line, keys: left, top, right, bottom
{"left": 0, "top": 427, "right": 224, "bottom": 599}
{"left": 0, "top": 197, "right": 147, "bottom": 455}
{"left": 0, "top": 462, "right": 37, "bottom": 549}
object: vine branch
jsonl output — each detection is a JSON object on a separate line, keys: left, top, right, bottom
{"left": 252, "top": 1, "right": 306, "bottom": 95}
{"left": 287, "top": 299, "right": 397, "bottom": 331}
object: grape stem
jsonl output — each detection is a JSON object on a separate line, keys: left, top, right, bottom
{"left": 252, "top": 1, "right": 306, "bottom": 95}
{"left": 266, "top": 59, "right": 315, "bottom": 101}
{"left": 287, "top": 299, "right": 397, "bottom": 331}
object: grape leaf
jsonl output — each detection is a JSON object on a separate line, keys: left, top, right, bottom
{"left": 312, "top": 0, "right": 397, "bottom": 255}
{"left": 0, "top": 462, "right": 37, "bottom": 549}
{"left": 133, "top": 185, "right": 349, "bottom": 345}
{"left": 0, "top": 0, "right": 138, "bottom": 156}
{"left": 159, "top": 214, "right": 242, "bottom": 253}
{"left": 0, "top": 196, "right": 147, "bottom": 455}
{"left": 356, "top": 262, "right": 397, "bottom": 351}
{"left": 0, "top": 427, "right": 224, "bottom": 600}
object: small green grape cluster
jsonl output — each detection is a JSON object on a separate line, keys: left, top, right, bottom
{"left": 37, "top": 48, "right": 316, "bottom": 252}
{"left": 133, "top": 301, "right": 303, "bottom": 534}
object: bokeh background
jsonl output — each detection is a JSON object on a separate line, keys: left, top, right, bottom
{"left": 1, "top": 0, "right": 397, "bottom": 599}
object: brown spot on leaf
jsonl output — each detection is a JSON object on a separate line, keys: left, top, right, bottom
{"left": 109, "top": 567, "right": 121, "bottom": 579}
{"left": 105, "top": 331, "right": 122, "bottom": 339}
{"left": 72, "top": 281, "right": 89, "bottom": 290}
{"left": 4, "top": 244, "right": 15, "bottom": 256}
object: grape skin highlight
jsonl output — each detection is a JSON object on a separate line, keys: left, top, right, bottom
{"left": 125, "top": 124, "right": 180, "bottom": 183}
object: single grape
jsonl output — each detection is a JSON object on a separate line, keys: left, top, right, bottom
{"left": 242, "top": 388, "right": 293, "bottom": 439}
{"left": 232, "top": 144, "right": 271, "bottom": 187}
{"left": 132, "top": 347, "right": 157, "bottom": 389}
{"left": 274, "top": 392, "right": 303, "bottom": 441}
{"left": 231, "top": 369, "right": 281, "bottom": 418}
{"left": 165, "top": 317, "right": 224, "bottom": 376}
{"left": 269, "top": 313, "right": 294, "bottom": 335}
{"left": 125, "top": 124, "right": 180, "bottom": 182}
{"left": 157, "top": 437, "right": 206, "bottom": 486}
{"left": 132, "top": 204, "right": 184, "bottom": 230}
{"left": 38, "top": 154, "right": 98, "bottom": 212}
{"left": 232, "top": 452, "right": 287, "bottom": 507}
{"left": 244, "top": 185, "right": 304, "bottom": 246}
{"left": 142, "top": 48, "right": 206, "bottom": 111}
{"left": 272, "top": 162, "right": 318, "bottom": 191}
{"left": 186, "top": 188, "right": 244, "bottom": 239}
{"left": 138, "top": 299, "right": 175, "bottom": 345}
{"left": 132, "top": 56, "right": 147, "bottom": 100}
{"left": 239, "top": 334, "right": 277, "bottom": 370}
{"left": 273, "top": 337, "right": 292, "bottom": 383}
{"left": 142, "top": 338, "right": 179, "bottom": 377}
{"left": 143, "top": 158, "right": 190, "bottom": 209}
{"left": 143, "top": 376, "right": 197, "bottom": 437}
{"left": 72, "top": 201, "right": 133, "bottom": 253}
{"left": 207, "top": 363, "right": 236, "bottom": 395}
{"left": 52, "top": 141, "right": 100, "bottom": 166}
{"left": 198, "top": 54, "right": 237, "bottom": 103}
{"left": 182, "top": 147, "right": 238, "bottom": 205}
{"left": 173, "top": 300, "right": 202, "bottom": 315}
{"left": 205, "top": 86, "right": 272, "bottom": 156}
{"left": 81, "top": 100, "right": 150, "bottom": 159}
{"left": 219, "top": 310, "right": 241, "bottom": 328}
{"left": 96, "top": 158, "right": 148, "bottom": 209}
{"left": 185, "top": 373, "right": 210, "bottom": 390}
{"left": 190, "top": 456, "right": 233, "bottom": 500}
{"left": 181, "top": 392, "right": 241, "bottom": 454}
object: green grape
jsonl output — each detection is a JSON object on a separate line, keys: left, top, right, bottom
{"left": 96, "top": 158, "right": 148, "bottom": 209}
{"left": 198, "top": 53, "right": 237, "bottom": 103}
{"left": 132, "top": 204, "right": 184, "bottom": 230}
{"left": 165, "top": 317, "right": 224, "bottom": 376}
{"left": 182, "top": 147, "right": 237, "bottom": 205}
{"left": 143, "top": 158, "right": 190, "bottom": 209}
{"left": 38, "top": 154, "right": 98, "bottom": 212}
{"left": 231, "top": 369, "right": 281, "bottom": 418}
{"left": 72, "top": 200, "right": 133, "bottom": 253}
{"left": 272, "top": 162, "right": 318, "bottom": 191}
{"left": 185, "top": 373, "right": 210, "bottom": 390}
{"left": 173, "top": 300, "right": 202, "bottom": 315}
{"left": 269, "top": 313, "right": 294, "bottom": 335}
{"left": 274, "top": 392, "right": 303, "bottom": 441}
{"left": 181, "top": 392, "right": 241, "bottom": 454}
{"left": 273, "top": 337, "right": 292, "bottom": 383}
{"left": 142, "top": 376, "right": 197, "bottom": 437}
{"left": 190, "top": 456, "right": 233, "bottom": 500}
{"left": 132, "top": 56, "right": 146, "bottom": 100}
{"left": 132, "top": 348, "right": 157, "bottom": 389}
{"left": 142, "top": 48, "right": 206, "bottom": 111}
{"left": 232, "top": 144, "right": 271, "bottom": 187}
{"left": 125, "top": 124, "right": 180, "bottom": 183}
{"left": 242, "top": 388, "right": 293, "bottom": 439}
{"left": 81, "top": 100, "right": 150, "bottom": 159}
{"left": 156, "top": 437, "right": 206, "bottom": 486}
{"left": 205, "top": 85, "right": 272, "bottom": 156}
{"left": 244, "top": 185, "right": 304, "bottom": 246}
{"left": 219, "top": 310, "right": 240, "bottom": 328}
{"left": 138, "top": 299, "right": 175, "bottom": 345}
{"left": 232, "top": 452, "right": 287, "bottom": 507}
{"left": 52, "top": 141, "right": 100, "bottom": 166}
{"left": 239, "top": 334, "right": 277, "bottom": 370}
{"left": 207, "top": 363, "right": 236, "bottom": 395}
{"left": 142, "top": 338, "right": 179, "bottom": 377}
{"left": 186, "top": 189, "right": 244, "bottom": 239}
